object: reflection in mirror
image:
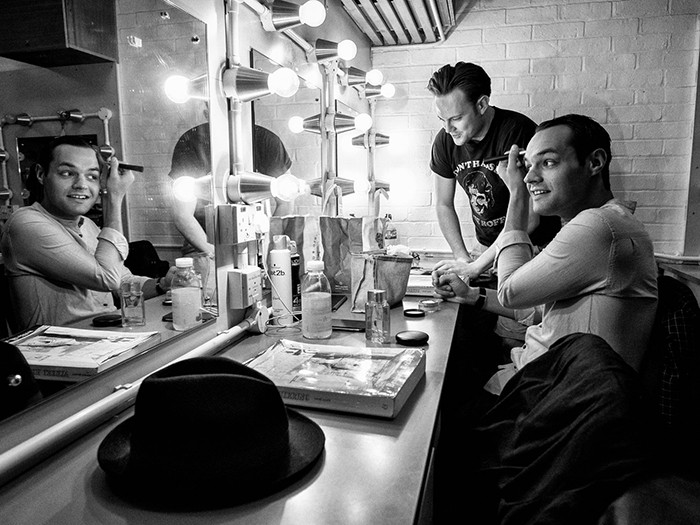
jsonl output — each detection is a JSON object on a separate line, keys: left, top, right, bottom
{"left": 251, "top": 50, "right": 321, "bottom": 216}
{"left": 0, "top": 0, "right": 212, "bottom": 422}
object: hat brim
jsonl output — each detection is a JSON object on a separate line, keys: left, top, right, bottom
{"left": 98, "top": 407, "right": 325, "bottom": 509}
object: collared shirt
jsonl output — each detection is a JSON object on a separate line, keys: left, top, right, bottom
{"left": 494, "top": 199, "right": 658, "bottom": 373}
{"left": 1, "top": 202, "right": 146, "bottom": 331}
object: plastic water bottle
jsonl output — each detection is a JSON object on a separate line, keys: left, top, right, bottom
{"left": 171, "top": 257, "right": 202, "bottom": 331}
{"left": 301, "top": 260, "right": 332, "bottom": 339}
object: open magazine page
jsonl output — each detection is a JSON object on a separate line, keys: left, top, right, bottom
{"left": 248, "top": 339, "right": 424, "bottom": 397}
{"left": 8, "top": 325, "right": 160, "bottom": 368}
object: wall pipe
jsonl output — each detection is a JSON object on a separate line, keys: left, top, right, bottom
{"left": 0, "top": 312, "right": 262, "bottom": 487}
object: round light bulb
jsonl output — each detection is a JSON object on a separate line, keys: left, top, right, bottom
{"left": 164, "top": 75, "right": 190, "bottom": 104}
{"left": 288, "top": 116, "right": 305, "bottom": 134}
{"left": 353, "top": 178, "right": 371, "bottom": 194}
{"left": 365, "top": 69, "right": 383, "bottom": 86}
{"left": 337, "top": 39, "right": 357, "bottom": 61}
{"left": 268, "top": 68, "right": 300, "bottom": 98}
{"left": 270, "top": 172, "right": 303, "bottom": 201}
{"left": 381, "top": 83, "right": 396, "bottom": 98}
{"left": 172, "top": 176, "right": 197, "bottom": 202}
{"left": 299, "top": 0, "right": 326, "bottom": 27}
{"left": 354, "top": 113, "right": 373, "bottom": 132}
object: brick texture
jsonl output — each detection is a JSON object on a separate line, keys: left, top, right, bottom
{"left": 371, "top": 0, "right": 700, "bottom": 256}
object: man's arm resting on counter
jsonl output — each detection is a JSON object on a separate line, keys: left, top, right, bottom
{"left": 434, "top": 172, "right": 471, "bottom": 261}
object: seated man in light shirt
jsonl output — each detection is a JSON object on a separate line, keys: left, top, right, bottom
{"left": 431, "top": 114, "right": 659, "bottom": 524}
{"left": 1, "top": 136, "right": 171, "bottom": 332}
{"left": 434, "top": 113, "right": 658, "bottom": 388}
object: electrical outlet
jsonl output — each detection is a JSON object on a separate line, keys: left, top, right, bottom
{"left": 228, "top": 266, "right": 263, "bottom": 309}
{"left": 218, "top": 204, "right": 257, "bottom": 244}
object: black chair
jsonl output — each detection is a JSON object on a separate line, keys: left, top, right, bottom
{"left": 599, "top": 275, "right": 700, "bottom": 524}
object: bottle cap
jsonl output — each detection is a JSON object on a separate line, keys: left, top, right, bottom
{"left": 272, "top": 234, "right": 290, "bottom": 251}
{"left": 175, "top": 257, "right": 194, "bottom": 268}
{"left": 289, "top": 240, "right": 298, "bottom": 255}
{"left": 367, "top": 289, "right": 386, "bottom": 303}
{"left": 307, "top": 259, "right": 324, "bottom": 271}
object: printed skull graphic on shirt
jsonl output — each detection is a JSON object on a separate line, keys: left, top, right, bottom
{"left": 467, "top": 174, "right": 495, "bottom": 215}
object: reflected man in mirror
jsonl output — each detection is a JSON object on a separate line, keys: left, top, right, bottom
{"left": 168, "top": 121, "right": 293, "bottom": 305}
{"left": 0, "top": 136, "right": 171, "bottom": 333}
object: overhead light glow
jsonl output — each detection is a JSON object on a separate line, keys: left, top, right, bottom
{"left": 164, "top": 75, "right": 191, "bottom": 104}
{"left": 299, "top": 0, "right": 326, "bottom": 27}
{"left": 268, "top": 67, "right": 300, "bottom": 98}
{"left": 288, "top": 116, "right": 305, "bottom": 134}
{"left": 365, "top": 69, "right": 383, "bottom": 86}
{"left": 381, "top": 83, "right": 396, "bottom": 98}
{"left": 337, "top": 40, "right": 358, "bottom": 61}
{"left": 354, "top": 113, "right": 373, "bottom": 132}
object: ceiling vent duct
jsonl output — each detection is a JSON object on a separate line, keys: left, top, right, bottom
{"left": 340, "top": 0, "right": 455, "bottom": 46}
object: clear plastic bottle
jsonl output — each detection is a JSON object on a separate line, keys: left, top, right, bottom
{"left": 171, "top": 257, "right": 202, "bottom": 331}
{"left": 301, "top": 260, "right": 332, "bottom": 339}
{"left": 365, "top": 289, "right": 390, "bottom": 343}
{"left": 384, "top": 213, "right": 398, "bottom": 246}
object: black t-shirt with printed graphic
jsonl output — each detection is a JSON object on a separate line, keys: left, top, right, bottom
{"left": 431, "top": 107, "right": 559, "bottom": 247}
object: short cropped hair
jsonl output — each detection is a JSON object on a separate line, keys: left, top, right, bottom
{"left": 427, "top": 62, "right": 491, "bottom": 106}
{"left": 37, "top": 135, "right": 101, "bottom": 174}
{"left": 536, "top": 114, "right": 612, "bottom": 190}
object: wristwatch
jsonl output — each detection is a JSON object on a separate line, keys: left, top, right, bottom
{"left": 474, "top": 287, "right": 487, "bottom": 309}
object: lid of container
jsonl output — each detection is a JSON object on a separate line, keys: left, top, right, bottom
{"left": 272, "top": 234, "right": 290, "bottom": 251}
{"left": 175, "top": 257, "right": 194, "bottom": 268}
{"left": 307, "top": 260, "right": 324, "bottom": 271}
{"left": 367, "top": 289, "right": 386, "bottom": 302}
{"left": 395, "top": 330, "right": 429, "bottom": 346}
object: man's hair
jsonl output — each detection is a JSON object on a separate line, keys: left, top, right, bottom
{"left": 427, "top": 62, "right": 491, "bottom": 105}
{"left": 37, "top": 135, "right": 101, "bottom": 174}
{"left": 536, "top": 114, "right": 612, "bottom": 190}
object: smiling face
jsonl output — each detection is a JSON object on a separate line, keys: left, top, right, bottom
{"left": 434, "top": 88, "right": 489, "bottom": 146}
{"left": 523, "top": 125, "right": 595, "bottom": 221}
{"left": 37, "top": 144, "right": 101, "bottom": 220}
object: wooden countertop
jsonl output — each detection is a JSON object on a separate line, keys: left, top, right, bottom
{"left": 0, "top": 297, "right": 457, "bottom": 525}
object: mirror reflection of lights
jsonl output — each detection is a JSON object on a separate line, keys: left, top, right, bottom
{"left": 337, "top": 39, "right": 358, "bottom": 61}
{"left": 288, "top": 115, "right": 305, "bottom": 134}
{"left": 299, "top": 0, "right": 326, "bottom": 27}
{"left": 164, "top": 75, "right": 191, "bottom": 103}
{"left": 353, "top": 178, "right": 371, "bottom": 194}
{"left": 268, "top": 68, "right": 300, "bottom": 98}
{"left": 354, "top": 113, "right": 373, "bottom": 132}
{"left": 270, "top": 173, "right": 309, "bottom": 201}
{"left": 380, "top": 83, "right": 396, "bottom": 98}
{"left": 172, "top": 176, "right": 198, "bottom": 202}
{"left": 365, "top": 69, "right": 383, "bottom": 86}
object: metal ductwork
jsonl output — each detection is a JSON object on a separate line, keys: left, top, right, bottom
{"left": 340, "top": 0, "right": 455, "bottom": 46}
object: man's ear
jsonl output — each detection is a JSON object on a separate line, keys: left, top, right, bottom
{"left": 588, "top": 148, "right": 607, "bottom": 176}
{"left": 35, "top": 164, "right": 45, "bottom": 185}
{"left": 476, "top": 95, "right": 490, "bottom": 115}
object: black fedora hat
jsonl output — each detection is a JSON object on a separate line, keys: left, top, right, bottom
{"left": 97, "top": 356, "right": 325, "bottom": 508}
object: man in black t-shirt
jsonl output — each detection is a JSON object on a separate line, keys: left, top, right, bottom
{"left": 428, "top": 62, "right": 559, "bottom": 282}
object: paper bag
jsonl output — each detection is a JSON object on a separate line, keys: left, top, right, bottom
{"left": 269, "top": 215, "right": 321, "bottom": 273}
{"left": 319, "top": 216, "right": 386, "bottom": 294}
{"left": 350, "top": 254, "right": 413, "bottom": 313}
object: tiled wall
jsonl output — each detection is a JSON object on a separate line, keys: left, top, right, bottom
{"left": 368, "top": 0, "right": 700, "bottom": 256}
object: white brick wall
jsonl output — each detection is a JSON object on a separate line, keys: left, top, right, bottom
{"left": 370, "top": 0, "right": 700, "bottom": 256}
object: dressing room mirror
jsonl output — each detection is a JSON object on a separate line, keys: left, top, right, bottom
{"left": 0, "top": 0, "right": 213, "bottom": 423}
{"left": 251, "top": 49, "right": 321, "bottom": 214}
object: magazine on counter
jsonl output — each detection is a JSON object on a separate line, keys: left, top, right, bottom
{"left": 6, "top": 325, "right": 161, "bottom": 381}
{"left": 247, "top": 339, "right": 426, "bottom": 418}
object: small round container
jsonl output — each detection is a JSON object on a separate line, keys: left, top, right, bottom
{"left": 418, "top": 298, "right": 441, "bottom": 313}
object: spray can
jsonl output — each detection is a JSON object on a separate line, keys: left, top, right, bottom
{"left": 269, "top": 235, "right": 293, "bottom": 325}
{"left": 289, "top": 240, "right": 302, "bottom": 315}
